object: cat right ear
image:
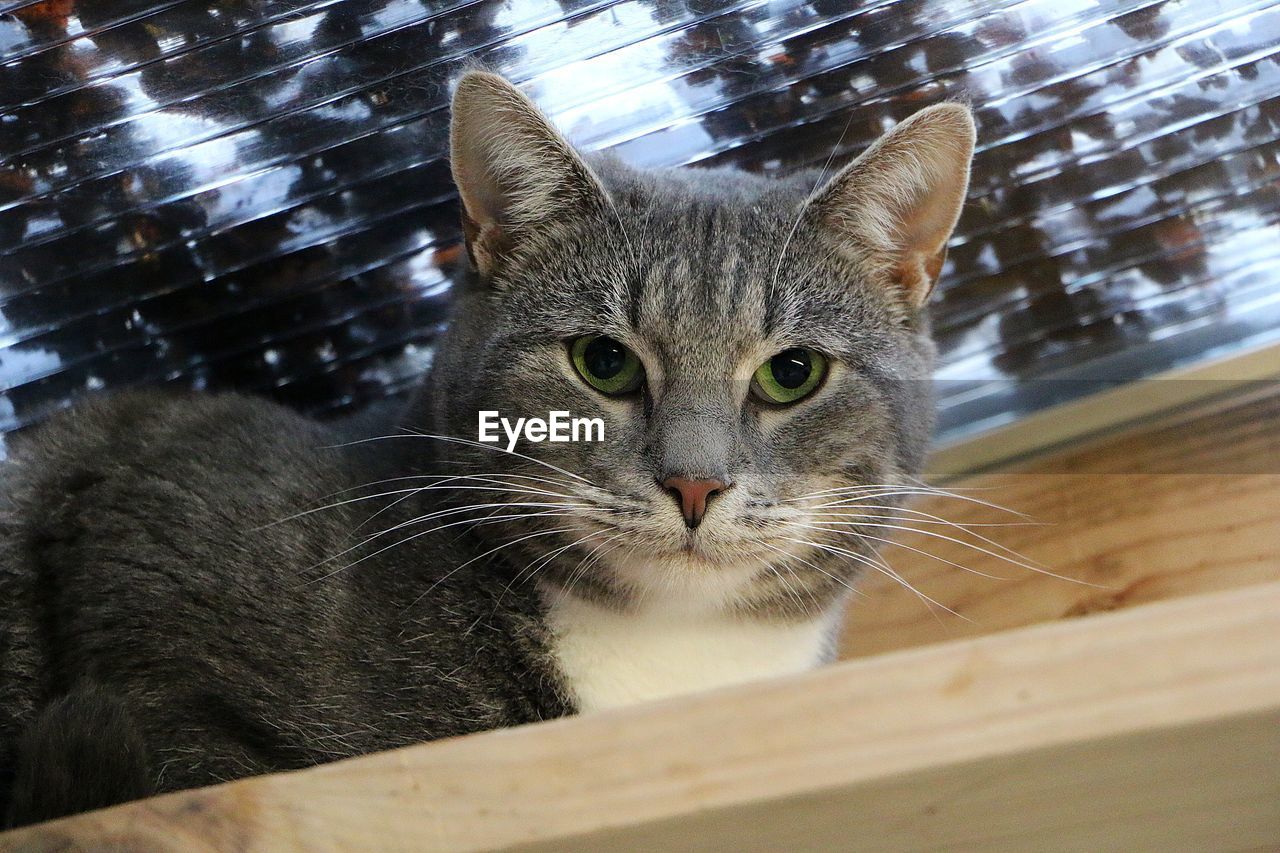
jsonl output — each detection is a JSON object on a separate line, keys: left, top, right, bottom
{"left": 805, "top": 103, "right": 976, "bottom": 310}
{"left": 449, "top": 71, "right": 607, "bottom": 279}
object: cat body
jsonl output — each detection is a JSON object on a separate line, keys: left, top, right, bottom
{"left": 0, "top": 72, "right": 974, "bottom": 825}
{"left": 0, "top": 392, "right": 567, "bottom": 818}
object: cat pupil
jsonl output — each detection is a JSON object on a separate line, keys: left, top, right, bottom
{"left": 585, "top": 337, "right": 626, "bottom": 379}
{"left": 771, "top": 349, "right": 812, "bottom": 389}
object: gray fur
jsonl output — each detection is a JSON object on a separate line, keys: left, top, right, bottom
{"left": 0, "top": 72, "right": 972, "bottom": 823}
{"left": 0, "top": 393, "right": 568, "bottom": 825}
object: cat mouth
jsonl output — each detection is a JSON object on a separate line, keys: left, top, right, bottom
{"left": 678, "top": 538, "right": 702, "bottom": 556}
{"left": 673, "top": 530, "right": 766, "bottom": 566}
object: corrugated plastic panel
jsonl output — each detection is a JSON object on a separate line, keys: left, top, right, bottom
{"left": 2, "top": 0, "right": 1278, "bottom": 452}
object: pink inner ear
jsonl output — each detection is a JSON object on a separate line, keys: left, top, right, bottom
{"left": 805, "top": 103, "right": 974, "bottom": 310}
{"left": 460, "top": 210, "right": 510, "bottom": 276}
{"left": 889, "top": 185, "right": 961, "bottom": 306}
{"left": 891, "top": 245, "right": 949, "bottom": 308}
{"left": 449, "top": 72, "right": 610, "bottom": 279}
{"left": 924, "top": 246, "right": 948, "bottom": 284}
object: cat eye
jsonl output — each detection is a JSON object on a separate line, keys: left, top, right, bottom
{"left": 751, "top": 348, "right": 827, "bottom": 405}
{"left": 569, "top": 335, "right": 644, "bottom": 396}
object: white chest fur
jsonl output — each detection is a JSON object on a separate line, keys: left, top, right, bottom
{"left": 543, "top": 592, "right": 839, "bottom": 713}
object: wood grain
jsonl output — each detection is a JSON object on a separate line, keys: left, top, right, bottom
{"left": 5, "top": 581, "right": 1278, "bottom": 852}
{"left": 840, "top": 389, "right": 1280, "bottom": 659}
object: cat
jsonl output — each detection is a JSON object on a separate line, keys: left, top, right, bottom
{"left": 0, "top": 71, "right": 974, "bottom": 827}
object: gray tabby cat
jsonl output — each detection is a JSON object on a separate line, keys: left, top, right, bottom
{"left": 0, "top": 72, "right": 973, "bottom": 826}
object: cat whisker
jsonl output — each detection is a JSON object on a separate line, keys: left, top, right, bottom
{"left": 254, "top": 473, "right": 586, "bottom": 531}
{"left": 757, "top": 546, "right": 820, "bottom": 615}
{"left": 360, "top": 477, "right": 589, "bottom": 534}
{"left": 767, "top": 561, "right": 809, "bottom": 615}
{"left": 783, "top": 483, "right": 925, "bottom": 503}
{"left": 805, "top": 486, "right": 1034, "bottom": 520}
{"left": 794, "top": 484, "right": 1070, "bottom": 581}
{"left": 319, "top": 470, "right": 582, "bottom": 501}
{"left": 401, "top": 525, "right": 595, "bottom": 618}
{"left": 787, "top": 483, "right": 1034, "bottom": 521}
{"left": 901, "top": 474, "right": 1007, "bottom": 493}
{"left": 787, "top": 486, "right": 956, "bottom": 508}
{"left": 373, "top": 500, "right": 590, "bottom": 542}
{"left": 304, "top": 503, "right": 586, "bottom": 580}
{"left": 431, "top": 461, "right": 621, "bottom": 506}
{"left": 507, "top": 530, "right": 603, "bottom": 594}
{"left": 330, "top": 430, "right": 598, "bottom": 488}
{"left": 352, "top": 489, "right": 423, "bottom": 534}
{"left": 502, "top": 528, "right": 622, "bottom": 607}
{"left": 807, "top": 507, "right": 1039, "bottom": 562}
{"left": 800, "top": 487, "right": 955, "bottom": 504}
{"left": 569, "top": 530, "right": 629, "bottom": 586}
{"left": 783, "top": 535, "right": 936, "bottom": 614}
{"left": 313, "top": 511, "right": 585, "bottom": 588}
{"left": 353, "top": 485, "right": 576, "bottom": 542}
{"left": 423, "top": 461, "right": 584, "bottom": 490}
{"left": 550, "top": 533, "right": 631, "bottom": 614}
{"left": 761, "top": 542, "right": 865, "bottom": 602}
{"left": 253, "top": 487, "right": 427, "bottom": 531}
{"left": 902, "top": 481, "right": 1035, "bottom": 519}
{"left": 801, "top": 515, "right": 1096, "bottom": 587}
{"left": 793, "top": 521, "right": 1008, "bottom": 582}
{"left": 809, "top": 504, "right": 1041, "bottom": 529}
{"left": 808, "top": 504, "right": 1057, "bottom": 571}
{"left": 768, "top": 111, "right": 857, "bottom": 301}
{"left": 783, "top": 536, "right": 970, "bottom": 623}
{"left": 308, "top": 507, "right": 581, "bottom": 589}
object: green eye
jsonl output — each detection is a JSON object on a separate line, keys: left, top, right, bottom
{"left": 752, "top": 348, "right": 827, "bottom": 404}
{"left": 570, "top": 335, "right": 644, "bottom": 396}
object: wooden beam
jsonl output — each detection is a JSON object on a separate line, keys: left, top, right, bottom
{"left": 841, "top": 388, "right": 1280, "bottom": 659}
{"left": 925, "top": 341, "right": 1280, "bottom": 480}
{"left": 7, "top": 582, "right": 1279, "bottom": 851}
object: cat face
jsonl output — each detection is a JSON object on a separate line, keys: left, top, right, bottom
{"left": 420, "top": 72, "right": 974, "bottom": 618}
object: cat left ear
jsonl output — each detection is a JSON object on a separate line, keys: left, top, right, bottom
{"left": 805, "top": 103, "right": 976, "bottom": 310}
{"left": 449, "top": 71, "right": 608, "bottom": 278}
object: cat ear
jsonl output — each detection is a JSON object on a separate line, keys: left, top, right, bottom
{"left": 449, "top": 71, "right": 607, "bottom": 278}
{"left": 806, "top": 103, "right": 976, "bottom": 309}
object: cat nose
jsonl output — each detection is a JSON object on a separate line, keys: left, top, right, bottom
{"left": 660, "top": 476, "right": 730, "bottom": 529}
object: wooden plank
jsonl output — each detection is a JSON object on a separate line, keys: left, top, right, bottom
{"left": 841, "top": 388, "right": 1280, "bottom": 659}
{"left": 926, "top": 341, "right": 1280, "bottom": 480}
{"left": 6, "top": 582, "right": 1279, "bottom": 852}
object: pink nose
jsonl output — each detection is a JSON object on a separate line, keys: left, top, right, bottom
{"left": 661, "top": 476, "right": 729, "bottom": 529}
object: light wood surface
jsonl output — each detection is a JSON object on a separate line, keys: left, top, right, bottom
{"left": 925, "top": 341, "right": 1280, "bottom": 479}
{"left": 841, "top": 388, "right": 1280, "bottom": 659}
{"left": 5, "top": 581, "right": 1279, "bottom": 852}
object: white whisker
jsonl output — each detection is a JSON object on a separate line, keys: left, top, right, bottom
{"left": 327, "top": 430, "right": 597, "bottom": 487}
{"left": 402, "top": 525, "right": 593, "bottom": 617}
{"left": 783, "top": 536, "right": 970, "bottom": 623}
{"left": 795, "top": 521, "right": 1008, "bottom": 581}
{"left": 803, "top": 517, "right": 1094, "bottom": 587}
{"left": 769, "top": 111, "right": 856, "bottom": 300}
{"left": 303, "top": 505, "right": 584, "bottom": 582}
{"left": 799, "top": 485, "right": 1033, "bottom": 519}
{"left": 253, "top": 474, "right": 584, "bottom": 531}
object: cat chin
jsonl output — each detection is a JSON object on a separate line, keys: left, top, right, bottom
{"left": 594, "top": 547, "right": 782, "bottom": 616}
{"left": 606, "top": 533, "right": 775, "bottom": 572}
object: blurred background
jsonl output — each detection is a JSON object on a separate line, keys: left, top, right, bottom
{"left": 2, "top": 0, "right": 1278, "bottom": 464}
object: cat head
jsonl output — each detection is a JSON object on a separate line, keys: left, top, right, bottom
{"left": 418, "top": 71, "right": 974, "bottom": 618}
